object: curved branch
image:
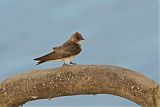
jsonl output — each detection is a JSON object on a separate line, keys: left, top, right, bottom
{"left": 0, "top": 65, "right": 159, "bottom": 107}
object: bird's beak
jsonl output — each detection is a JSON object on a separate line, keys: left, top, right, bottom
{"left": 81, "top": 37, "right": 85, "bottom": 40}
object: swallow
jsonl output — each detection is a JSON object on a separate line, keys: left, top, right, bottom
{"left": 34, "top": 32, "right": 84, "bottom": 65}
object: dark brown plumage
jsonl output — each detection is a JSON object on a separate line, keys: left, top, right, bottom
{"left": 34, "top": 32, "right": 84, "bottom": 65}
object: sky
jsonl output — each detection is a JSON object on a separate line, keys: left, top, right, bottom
{"left": 0, "top": 0, "right": 159, "bottom": 107}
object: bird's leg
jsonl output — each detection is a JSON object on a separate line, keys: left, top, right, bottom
{"left": 70, "top": 62, "right": 77, "bottom": 65}
{"left": 63, "top": 63, "right": 67, "bottom": 66}
{"left": 63, "top": 63, "right": 69, "bottom": 66}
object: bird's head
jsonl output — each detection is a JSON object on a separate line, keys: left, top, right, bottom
{"left": 70, "top": 32, "right": 85, "bottom": 42}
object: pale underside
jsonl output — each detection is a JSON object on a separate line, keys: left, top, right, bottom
{"left": 48, "top": 55, "right": 75, "bottom": 64}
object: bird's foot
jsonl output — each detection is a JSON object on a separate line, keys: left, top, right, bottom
{"left": 70, "top": 62, "right": 77, "bottom": 65}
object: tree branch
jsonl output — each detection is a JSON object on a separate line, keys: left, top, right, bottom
{"left": 0, "top": 65, "right": 159, "bottom": 107}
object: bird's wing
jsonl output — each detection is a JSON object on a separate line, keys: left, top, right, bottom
{"left": 53, "top": 40, "right": 71, "bottom": 51}
{"left": 33, "top": 51, "right": 69, "bottom": 65}
{"left": 53, "top": 45, "right": 63, "bottom": 51}
{"left": 53, "top": 41, "right": 81, "bottom": 54}
{"left": 34, "top": 43, "right": 81, "bottom": 65}
{"left": 55, "top": 42, "right": 82, "bottom": 56}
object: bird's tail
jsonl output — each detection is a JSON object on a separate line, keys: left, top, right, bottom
{"left": 34, "top": 59, "right": 46, "bottom": 65}
{"left": 33, "top": 52, "right": 55, "bottom": 65}
{"left": 33, "top": 57, "right": 46, "bottom": 65}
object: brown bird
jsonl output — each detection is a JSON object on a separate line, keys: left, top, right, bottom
{"left": 34, "top": 32, "right": 84, "bottom": 65}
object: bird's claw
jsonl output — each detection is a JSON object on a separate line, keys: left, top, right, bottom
{"left": 63, "top": 62, "right": 77, "bottom": 66}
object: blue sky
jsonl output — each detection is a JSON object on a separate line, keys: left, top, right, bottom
{"left": 0, "top": 0, "right": 159, "bottom": 107}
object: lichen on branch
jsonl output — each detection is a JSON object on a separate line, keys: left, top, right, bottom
{"left": 0, "top": 65, "right": 159, "bottom": 107}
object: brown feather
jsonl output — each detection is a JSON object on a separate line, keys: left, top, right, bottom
{"left": 53, "top": 40, "right": 73, "bottom": 51}
{"left": 34, "top": 42, "right": 81, "bottom": 65}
